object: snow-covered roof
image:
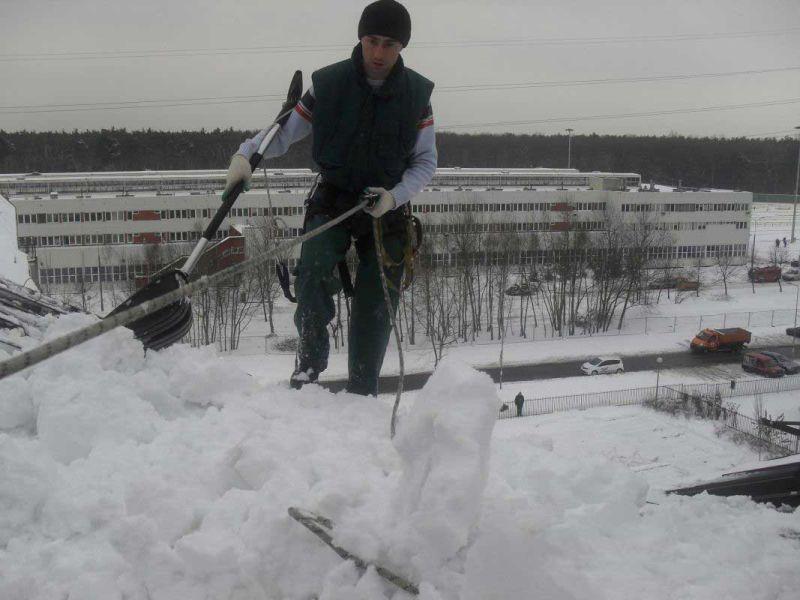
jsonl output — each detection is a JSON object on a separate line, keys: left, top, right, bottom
{"left": 0, "top": 167, "right": 642, "bottom": 183}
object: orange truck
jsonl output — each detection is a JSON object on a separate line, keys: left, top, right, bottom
{"left": 690, "top": 328, "right": 751, "bottom": 353}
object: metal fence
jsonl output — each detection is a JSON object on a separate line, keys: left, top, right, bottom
{"left": 661, "top": 374, "right": 800, "bottom": 405}
{"left": 498, "top": 374, "right": 800, "bottom": 456}
{"left": 654, "top": 386, "right": 800, "bottom": 457}
{"left": 498, "top": 385, "right": 658, "bottom": 419}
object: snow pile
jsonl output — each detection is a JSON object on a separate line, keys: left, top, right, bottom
{"left": 0, "top": 194, "right": 31, "bottom": 286}
{"left": 323, "top": 358, "right": 498, "bottom": 598}
{"left": 388, "top": 358, "right": 497, "bottom": 594}
{"left": 1, "top": 315, "right": 799, "bottom": 599}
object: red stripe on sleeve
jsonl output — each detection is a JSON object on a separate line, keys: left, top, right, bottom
{"left": 295, "top": 102, "right": 312, "bottom": 122}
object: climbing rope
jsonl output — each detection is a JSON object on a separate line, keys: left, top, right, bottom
{"left": 373, "top": 217, "right": 406, "bottom": 439}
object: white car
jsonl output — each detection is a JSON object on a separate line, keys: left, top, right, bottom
{"left": 581, "top": 356, "right": 625, "bottom": 375}
{"left": 782, "top": 268, "right": 800, "bottom": 281}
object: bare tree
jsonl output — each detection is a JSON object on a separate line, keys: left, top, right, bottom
{"left": 224, "top": 274, "right": 260, "bottom": 351}
{"left": 538, "top": 218, "right": 589, "bottom": 336}
{"left": 248, "top": 216, "right": 286, "bottom": 335}
{"left": 413, "top": 233, "right": 459, "bottom": 367}
{"left": 586, "top": 209, "right": 627, "bottom": 333}
{"left": 616, "top": 210, "right": 667, "bottom": 329}
{"left": 768, "top": 244, "right": 788, "bottom": 293}
{"left": 712, "top": 248, "right": 741, "bottom": 297}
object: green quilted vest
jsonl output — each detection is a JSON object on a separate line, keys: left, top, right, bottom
{"left": 311, "top": 45, "right": 434, "bottom": 193}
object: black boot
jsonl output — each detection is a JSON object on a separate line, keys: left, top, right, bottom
{"left": 290, "top": 365, "right": 319, "bottom": 390}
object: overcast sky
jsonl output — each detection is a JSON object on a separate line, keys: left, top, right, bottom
{"left": 2, "top": 0, "right": 799, "bottom": 137}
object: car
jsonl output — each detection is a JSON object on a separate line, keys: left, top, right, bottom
{"left": 757, "top": 351, "right": 800, "bottom": 375}
{"left": 741, "top": 352, "right": 784, "bottom": 378}
{"left": 648, "top": 275, "right": 698, "bottom": 291}
{"left": 505, "top": 282, "right": 536, "bottom": 296}
{"left": 676, "top": 278, "right": 700, "bottom": 292}
{"left": 786, "top": 327, "right": 800, "bottom": 338}
{"left": 581, "top": 356, "right": 625, "bottom": 375}
{"left": 782, "top": 268, "right": 800, "bottom": 281}
{"left": 648, "top": 276, "right": 681, "bottom": 290}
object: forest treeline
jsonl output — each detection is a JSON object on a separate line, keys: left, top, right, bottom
{"left": 1, "top": 129, "right": 797, "bottom": 194}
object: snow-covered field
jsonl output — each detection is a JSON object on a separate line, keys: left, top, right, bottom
{"left": 1, "top": 312, "right": 799, "bottom": 599}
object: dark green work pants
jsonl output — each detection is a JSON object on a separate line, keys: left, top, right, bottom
{"left": 293, "top": 213, "right": 405, "bottom": 396}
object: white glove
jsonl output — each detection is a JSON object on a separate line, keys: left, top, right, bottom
{"left": 363, "top": 187, "right": 395, "bottom": 218}
{"left": 223, "top": 154, "right": 252, "bottom": 198}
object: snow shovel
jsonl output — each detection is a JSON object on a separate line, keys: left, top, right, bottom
{"left": 105, "top": 71, "right": 304, "bottom": 351}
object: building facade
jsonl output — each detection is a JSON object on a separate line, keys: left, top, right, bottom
{"left": 0, "top": 168, "right": 751, "bottom": 288}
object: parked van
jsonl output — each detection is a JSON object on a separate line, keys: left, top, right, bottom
{"left": 742, "top": 352, "right": 784, "bottom": 378}
{"left": 748, "top": 266, "right": 781, "bottom": 283}
{"left": 758, "top": 351, "right": 800, "bottom": 375}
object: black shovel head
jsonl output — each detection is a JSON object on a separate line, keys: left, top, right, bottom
{"left": 105, "top": 269, "right": 192, "bottom": 351}
{"left": 274, "top": 70, "right": 303, "bottom": 126}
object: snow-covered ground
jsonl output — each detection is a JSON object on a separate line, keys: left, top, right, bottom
{"left": 1, "top": 312, "right": 798, "bottom": 600}
{"left": 0, "top": 193, "right": 32, "bottom": 287}
{"left": 729, "top": 389, "right": 800, "bottom": 423}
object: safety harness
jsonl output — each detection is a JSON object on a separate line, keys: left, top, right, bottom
{"left": 276, "top": 182, "right": 423, "bottom": 302}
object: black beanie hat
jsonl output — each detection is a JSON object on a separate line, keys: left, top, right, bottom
{"left": 358, "top": 0, "right": 411, "bottom": 47}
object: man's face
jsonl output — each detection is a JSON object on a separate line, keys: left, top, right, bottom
{"left": 360, "top": 34, "right": 403, "bottom": 80}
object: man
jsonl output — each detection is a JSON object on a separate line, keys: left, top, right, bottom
{"left": 225, "top": 0, "right": 436, "bottom": 395}
{"left": 514, "top": 392, "right": 525, "bottom": 417}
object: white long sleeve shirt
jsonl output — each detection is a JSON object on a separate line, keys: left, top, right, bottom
{"left": 236, "top": 83, "right": 437, "bottom": 208}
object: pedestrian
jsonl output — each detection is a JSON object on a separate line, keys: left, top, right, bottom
{"left": 225, "top": 0, "right": 436, "bottom": 395}
{"left": 514, "top": 392, "right": 525, "bottom": 417}
{"left": 783, "top": 237, "right": 788, "bottom": 247}
{"left": 776, "top": 238, "right": 781, "bottom": 248}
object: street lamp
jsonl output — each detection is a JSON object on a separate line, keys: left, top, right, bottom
{"left": 655, "top": 356, "right": 663, "bottom": 400}
{"left": 791, "top": 125, "right": 800, "bottom": 243}
{"left": 566, "top": 128, "right": 574, "bottom": 169}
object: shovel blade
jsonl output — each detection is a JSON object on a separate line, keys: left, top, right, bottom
{"left": 105, "top": 270, "right": 193, "bottom": 351}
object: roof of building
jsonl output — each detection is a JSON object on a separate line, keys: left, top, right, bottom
{"left": 0, "top": 167, "right": 641, "bottom": 183}
{"left": 0, "top": 169, "right": 750, "bottom": 198}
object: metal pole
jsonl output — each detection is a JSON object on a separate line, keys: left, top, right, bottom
{"left": 655, "top": 357, "right": 663, "bottom": 401}
{"left": 566, "top": 128, "right": 574, "bottom": 169}
{"left": 791, "top": 126, "right": 800, "bottom": 243}
{"left": 794, "top": 284, "right": 799, "bottom": 358}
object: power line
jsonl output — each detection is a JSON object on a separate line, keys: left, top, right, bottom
{"left": 2, "top": 27, "right": 798, "bottom": 62}
{"left": 438, "top": 97, "right": 800, "bottom": 130}
{"left": 0, "top": 93, "right": 286, "bottom": 113}
{"left": 438, "top": 66, "right": 800, "bottom": 93}
{"left": 0, "top": 98, "right": 282, "bottom": 115}
{"left": 2, "top": 66, "right": 798, "bottom": 115}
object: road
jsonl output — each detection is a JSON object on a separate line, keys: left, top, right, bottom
{"left": 320, "top": 343, "right": 800, "bottom": 394}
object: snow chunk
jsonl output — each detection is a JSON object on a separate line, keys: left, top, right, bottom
{"left": 36, "top": 381, "right": 160, "bottom": 464}
{"left": 0, "top": 375, "right": 35, "bottom": 431}
{"left": 0, "top": 436, "right": 61, "bottom": 545}
{"left": 388, "top": 357, "right": 498, "bottom": 592}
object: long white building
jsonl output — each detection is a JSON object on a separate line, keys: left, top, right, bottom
{"left": 0, "top": 168, "right": 751, "bottom": 288}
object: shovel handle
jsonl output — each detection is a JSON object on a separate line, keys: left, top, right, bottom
{"left": 196, "top": 70, "right": 304, "bottom": 258}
